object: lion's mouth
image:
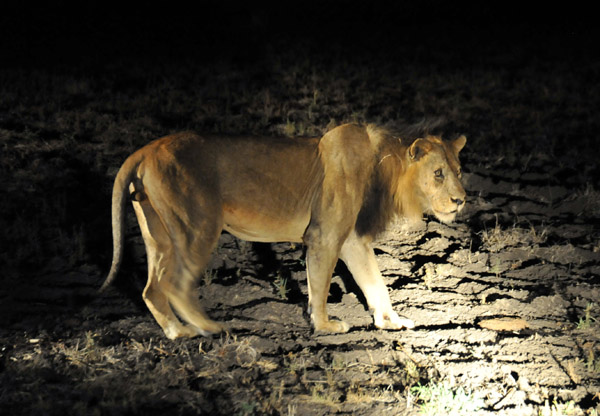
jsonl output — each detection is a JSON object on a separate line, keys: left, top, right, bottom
{"left": 432, "top": 209, "right": 458, "bottom": 223}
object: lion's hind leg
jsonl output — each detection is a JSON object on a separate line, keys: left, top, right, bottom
{"left": 131, "top": 195, "right": 200, "bottom": 339}
{"left": 163, "top": 231, "right": 224, "bottom": 336}
{"left": 165, "top": 256, "right": 223, "bottom": 336}
{"left": 142, "top": 248, "right": 202, "bottom": 339}
{"left": 149, "top": 192, "right": 224, "bottom": 337}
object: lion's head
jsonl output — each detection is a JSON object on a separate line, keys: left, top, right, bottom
{"left": 396, "top": 134, "right": 467, "bottom": 224}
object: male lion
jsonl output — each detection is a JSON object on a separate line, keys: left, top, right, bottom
{"left": 102, "top": 123, "right": 466, "bottom": 339}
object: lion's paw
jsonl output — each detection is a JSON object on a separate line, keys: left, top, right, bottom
{"left": 374, "top": 311, "right": 414, "bottom": 330}
{"left": 163, "top": 321, "right": 223, "bottom": 340}
{"left": 314, "top": 319, "right": 350, "bottom": 333}
{"left": 163, "top": 324, "right": 199, "bottom": 340}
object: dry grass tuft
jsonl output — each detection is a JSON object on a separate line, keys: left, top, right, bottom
{"left": 480, "top": 216, "right": 547, "bottom": 252}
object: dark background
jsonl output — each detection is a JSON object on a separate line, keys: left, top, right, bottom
{"left": 2, "top": 2, "right": 597, "bottom": 66}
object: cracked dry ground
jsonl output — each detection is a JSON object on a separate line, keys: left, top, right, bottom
{"left": 1, "top": 152, "right": 599, "bottom": 415}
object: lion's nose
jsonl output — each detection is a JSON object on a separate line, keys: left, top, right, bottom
{"left": 451, "top": 197, "right": 464, "bottom": 207}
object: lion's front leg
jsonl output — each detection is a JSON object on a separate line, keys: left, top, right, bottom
{"left": 305, "top": 246, "right": 350, "bottom": 333}
{"left": 340, "top": 231, "right": 414, "bottom": 330}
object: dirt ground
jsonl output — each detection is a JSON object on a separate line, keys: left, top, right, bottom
{"left": 1, "top": 4, "right": 600, "bottom": 415}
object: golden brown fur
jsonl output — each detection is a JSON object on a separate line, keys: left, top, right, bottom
{"left": 102, "top": 123, "right": 466, "bottom": 339}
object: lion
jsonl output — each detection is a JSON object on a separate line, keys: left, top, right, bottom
{"left": 101, "top": 123, "right": 466, "bottom": 339}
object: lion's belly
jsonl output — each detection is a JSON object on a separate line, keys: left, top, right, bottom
{"left": 222, "top": 205, "right": 310, "bottom": 243}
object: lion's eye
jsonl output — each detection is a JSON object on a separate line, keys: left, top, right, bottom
{"left": 434, "top": 169, "right": 444, "bottom": 179}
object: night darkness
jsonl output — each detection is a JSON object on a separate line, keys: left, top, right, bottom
{"left": 1, "top": 2, "right": 600, "bottom": 415}
{"left": 2, "top": 2, "right": 596, "bottom": 65}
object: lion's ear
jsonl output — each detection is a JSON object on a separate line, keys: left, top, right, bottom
{"left": 452, "top": 135, "right": 467, "bottom": 155}
{"left": 408, "top": 138, "right": 431, "bottom": 161}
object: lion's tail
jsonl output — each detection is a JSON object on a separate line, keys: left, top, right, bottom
{"left": 99, "top": 152, "right": 143, "bottom": 292}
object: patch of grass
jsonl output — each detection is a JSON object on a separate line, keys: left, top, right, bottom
{"left": 273, "top": 273, "right": 289, "bottom": 300}
{"left": 283, "top": 352, "right": 306, "bottom": 377}
{"left": 208, "top": 334, "right": 260, "bottom": 368}
{"left": 409, "top": 381, "right": 484, "bottom": 416}
{"left": 577, "top": 340, "right": 600, "bottom": 375}
{"left": 538, "top": 399, "right": 577, "bottom": 416}
{"left": 423, "top": 263, "right": 436, "bottom": 290}
{"left": 480, "top": 215, "right": 547, "bottom": 253}
{"left": 577, "top": 303, "right": 597, "bottom": 330}
{"left": 403, "top": 359, "right": 422, "bottom": 387}
{"left": 309, "top": 384, "right": 340, "bottom": 409}
{"left": 202, "top": 268, "right": 217, "bottom": 286}
{"left": 236, "top": 401, "right": 259, "bottom": 416}
{"left": 285, "top": 404, "right": 297, "bottom": 416}
{"left": 489, "top": 256, "right": 504, "bottom": 278}
{"left": 283, "top": 119, "right": 296, "bottom": 137}
{"left": 52, "top": 331, "right": 121, "bottom": 375}
{"left": 585, "top": 349, "right": 600, "bottom": 374}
